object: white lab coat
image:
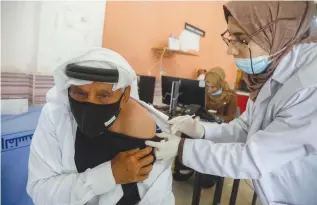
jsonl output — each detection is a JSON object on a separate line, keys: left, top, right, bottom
{"left": 182, "top": 43, "right": 317, "bottom": 205}
{"left": 27, "top": 89, "right": 174, "bottom": 205}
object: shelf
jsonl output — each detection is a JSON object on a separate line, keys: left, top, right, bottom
{"left": 152, "top": 47, "right": 199, "bottom": 57}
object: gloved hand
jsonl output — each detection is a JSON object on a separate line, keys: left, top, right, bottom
{"left": 168, "top": 115, "right": 205, "bottom": 139}
{"left": 145, "top": 132, "right": 181, "bottom": 161}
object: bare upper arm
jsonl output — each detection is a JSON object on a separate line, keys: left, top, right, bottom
{"left": 111, "top": 101, "right": 157, "bottom": 139}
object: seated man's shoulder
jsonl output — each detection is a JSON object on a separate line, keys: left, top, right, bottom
{"left": 119, "top": 101, "right": 156, "bottom": 139}
{"left": 42, "top": 102, "right": 68, "bottom": 126}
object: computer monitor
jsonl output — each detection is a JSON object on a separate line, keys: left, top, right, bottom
{"left": 137, "top": 75, "right": 156, "bottom": 104}
{"left": 161, "top": 75, "right": 205, "bottom": 107}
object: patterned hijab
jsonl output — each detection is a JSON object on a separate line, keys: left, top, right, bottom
{"left": 224, "top": 1, "right": 317, "bottom": 101}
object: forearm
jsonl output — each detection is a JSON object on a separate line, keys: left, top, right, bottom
{"left": 179, "top": 114, "right": 311, "bottom": 179}
{"left": 200, "top": 117, "right": 248, "bottom": 143}
{"left": 180, "top": 139, "right": 261, "bottom": 179}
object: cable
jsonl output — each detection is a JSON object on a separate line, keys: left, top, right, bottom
{"left": 148, "top": 47, "right": 167, "bottom": 76}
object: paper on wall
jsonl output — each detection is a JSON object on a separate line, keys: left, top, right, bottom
{"left": 179, "top": 30, "right": 200, "bottom": 52}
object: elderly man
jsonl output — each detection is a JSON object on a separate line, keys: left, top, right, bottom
{"left": 27, "top": 48, "right": 174, "bottom": 205}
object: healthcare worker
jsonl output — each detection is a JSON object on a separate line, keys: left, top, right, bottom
{"left": 146, "top": 2, "right": 317, "bottom": 205}
{"left": 27, "top": 48, "right": 174, "bottom": 205}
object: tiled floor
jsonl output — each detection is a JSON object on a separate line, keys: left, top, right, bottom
{"left": 172, "top": 175, "right": 261, "bottom": 205}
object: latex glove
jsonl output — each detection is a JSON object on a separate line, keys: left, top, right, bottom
{"left": 168, "top": 115, "right": 205, "bottom": 139}
{"left": 145, "top": 132, "right": 181, "bottom": 161}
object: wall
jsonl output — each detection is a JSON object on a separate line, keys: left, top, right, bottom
{"left": 1, "top": 1, "right": 106, "bottom": 106}
{"left": 1, "top": 1, "right": 106, "bottom": 74}
{"left": 37, "top": 1, "right": 107, "bottom": 73}
{"left": 1, "top": 1, "right": 41, "bottom": 73}
{"left": 103, "top": 1, "right": 236, "bottom": 84}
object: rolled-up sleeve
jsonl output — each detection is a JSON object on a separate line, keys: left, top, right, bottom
{"left": 27, "top": 105, "right": 117, "bottom": 205}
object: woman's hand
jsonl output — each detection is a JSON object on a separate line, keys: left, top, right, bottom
{"left": 111, "top": 147, "right": 154, "bottom": 184}
{"left": 145, "top": 132, "right": 181, "bottom": 161}
{"left": 168, "top": 115, "right": 205, "bottom": 139}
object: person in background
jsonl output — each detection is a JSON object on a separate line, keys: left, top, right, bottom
{"left": 205, "top": 67, "right": 237, "bottom": 122}
{"left": 196, "top": 69, "right": 207, "bottom": 80}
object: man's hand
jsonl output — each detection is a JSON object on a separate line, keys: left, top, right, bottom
{"left": 169, "top": 115, "right": 205, "bottom": 139}
{"left": 145, "top": 132, "right": 181, "bottom": 161}
{"left": 111, "top": 147, "right": 154, "bottom": 184}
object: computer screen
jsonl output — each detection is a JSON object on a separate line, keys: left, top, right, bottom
{"left": 161, "top": 75, "right": 205, "bottom": 107}
{"left": 137, "top": 75, "right": 156, "bottom": 104}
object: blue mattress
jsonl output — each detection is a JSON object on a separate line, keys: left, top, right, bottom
{"left": 2, "top": 106, "right": 43, "bottom": 205}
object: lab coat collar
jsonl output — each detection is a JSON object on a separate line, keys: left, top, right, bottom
{"left": 271, "top": 44, "right": 304, "bottom": 84}
{"left": 254, "top": 79, "right": 272, "bottom": 105}
{"left": 255, "top": 43, "right": 315, "bottom": 105}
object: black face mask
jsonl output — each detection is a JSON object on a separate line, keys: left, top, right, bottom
{"left": 68, "top": 91, "right": 125, "bottom": 138}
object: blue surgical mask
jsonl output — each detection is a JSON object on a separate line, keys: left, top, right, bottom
{"left": 211, "top": 88, "right": 223, "bottom": 96}
{"left": 234, "top": 56, "right": 271, "bottom": 74}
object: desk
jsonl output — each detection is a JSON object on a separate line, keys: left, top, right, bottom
{"left": 2, "top": 106, "right": 42, "bottom": 205}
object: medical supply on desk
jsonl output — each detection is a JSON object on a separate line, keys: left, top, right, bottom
{"left": 2, "top": 106, "right": 42, "bottom": 205}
